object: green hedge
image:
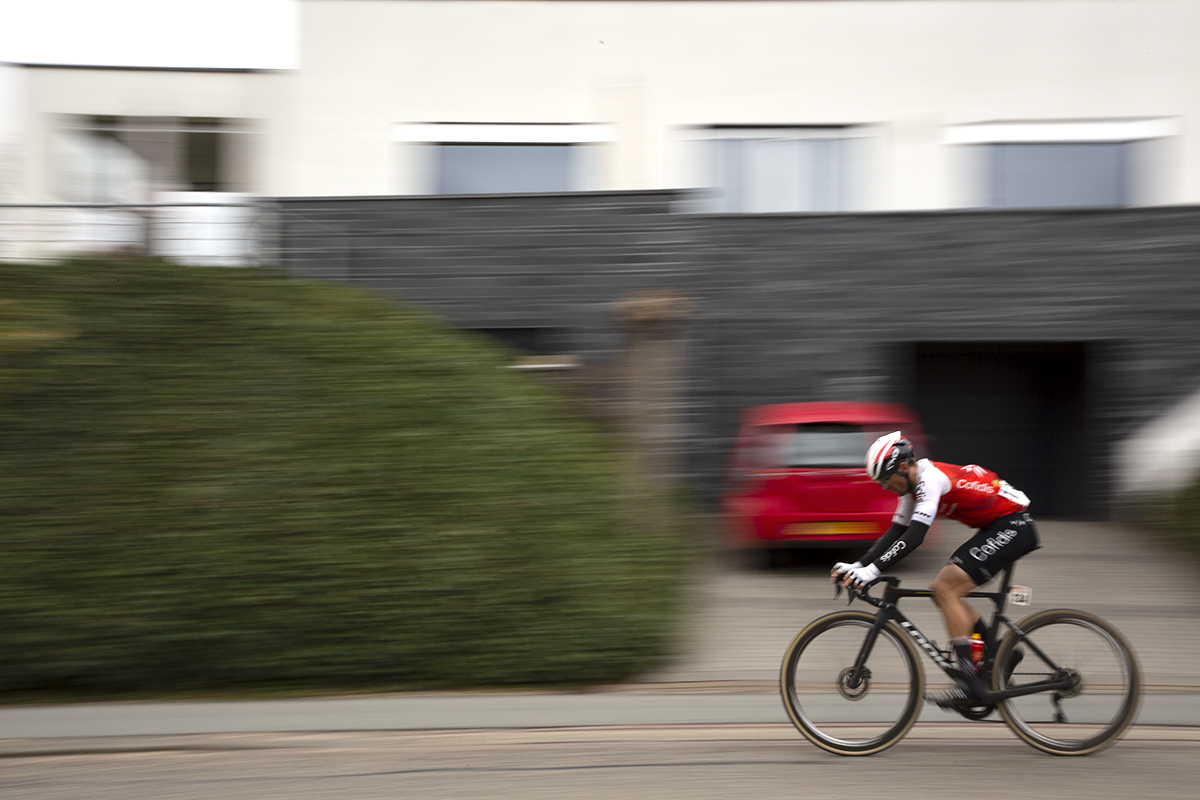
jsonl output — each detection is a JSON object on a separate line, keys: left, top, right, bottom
{"left": 0, "top": 261, "right": 689, "bottom": 697}
{"left": 1141, "top": 480, "right": 1200, "bottom": 562}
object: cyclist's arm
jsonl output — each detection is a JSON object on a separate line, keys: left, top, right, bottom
{"left": 859, "top": 464, "right": 947, "bottom": 571}
{"left": 862, "top": 520, "right": 931, "bottom": 570}
{"left": 857, "top": 521, "right": 908, "bottom": 566}
{"left": 852, "top": 484, "right": 916, "bottom": 567}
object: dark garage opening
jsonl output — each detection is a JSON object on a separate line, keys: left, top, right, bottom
{"left": 911, "top": 343, "right": 1094, "bottom": 518}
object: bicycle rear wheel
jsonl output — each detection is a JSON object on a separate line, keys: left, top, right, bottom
{"left": 993, "top": 609, "right": 1141, "bottom": 755}
{"left": 780, "top": 610, "right": 924, "bottom": 756}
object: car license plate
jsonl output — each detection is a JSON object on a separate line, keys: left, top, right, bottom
{"left": 784, "top": 522, "right": 877, "bottom": 536}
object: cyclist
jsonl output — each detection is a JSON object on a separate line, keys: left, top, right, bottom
{"left": 832, "top": 431, "right": 1040, "bottom": 708}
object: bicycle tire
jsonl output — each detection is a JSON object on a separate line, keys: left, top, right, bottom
{"left": 992, "top": 608, "right": 1141, "bottom": 755}
{"left": 780, "top": 610, "right": 925, "bottom": 756}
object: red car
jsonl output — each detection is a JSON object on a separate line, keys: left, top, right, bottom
{"left": 722, "top": 402, "right": 928, "bottom": 556}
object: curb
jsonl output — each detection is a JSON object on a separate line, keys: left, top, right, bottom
{"left": 3, "top": 723, "right": 1199, "bottom": 758}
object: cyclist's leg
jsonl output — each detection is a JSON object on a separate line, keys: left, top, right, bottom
{"left": 930, "top": 513, "right": 1040, "bottom": 705}
{"left": 929, "top": 564, "right": 993, "bottom": 704}
{"left": 941, "top": 511, "right": 1040, "bottom": 638}
{"left": 929, "top": 564, "right": 979, "bottom": 640}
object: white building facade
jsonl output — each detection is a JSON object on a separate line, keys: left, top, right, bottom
{"left": 3, "top": 0, "right": 1199, "bottom": 210}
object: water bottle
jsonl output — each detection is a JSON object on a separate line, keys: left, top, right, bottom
{"left": 970, "top": 633, "right": 985, "bottom": 671}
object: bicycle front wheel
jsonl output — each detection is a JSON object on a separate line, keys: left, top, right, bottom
{"left": 781, "top": 610, "right": 924, "bottom": 756}
{"left": 993, "top": 609, "right": 1141, "bottom": 755}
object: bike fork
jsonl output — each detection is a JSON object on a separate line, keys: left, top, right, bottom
{"left": 846, "top": 613, "right": 893, "bottom": 688}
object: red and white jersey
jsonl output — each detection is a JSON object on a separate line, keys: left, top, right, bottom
{"left": 894, "top": 459, "right": 1030, "bottom": 530}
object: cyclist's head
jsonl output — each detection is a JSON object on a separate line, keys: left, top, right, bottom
{"left": 866, "top": 431, "right": 915, "bottom": 484}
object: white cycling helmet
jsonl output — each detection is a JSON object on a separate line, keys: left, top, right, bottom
{"left": 866, "top": 431, "right": 915, "bottom": 482}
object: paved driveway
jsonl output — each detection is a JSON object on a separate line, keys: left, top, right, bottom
{"left": 646, "top": 519, "right": 1200, "bottom": 691}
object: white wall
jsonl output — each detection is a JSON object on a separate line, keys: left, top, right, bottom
{"left": 275, "top": 0, "right": 1200, "bottom": 203}
{"left": 0, "top": 63, "right": 27, "bottom": 261}
{"left": 10, "top": 0, "right": 1200, "bottom": 205}
{"left": 0, "top": 0, "right": 299, "bottom": 71}
{"left": 0, "top": 63, "right": 25, "bottom": 200}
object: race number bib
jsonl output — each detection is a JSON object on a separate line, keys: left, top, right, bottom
{"left": 998, "top": 480, "right": 1030, "bottom": 507}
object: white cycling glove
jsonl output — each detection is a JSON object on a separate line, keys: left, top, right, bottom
{"left": 832, "top": 561, "right": 862, "bottom": 578}
{"left": 844, "top": 562, "right": 881, "bottom": 587}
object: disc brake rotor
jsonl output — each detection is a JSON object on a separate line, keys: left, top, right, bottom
{"left": 837, "top": 666, "right": 871, "bottom": 700}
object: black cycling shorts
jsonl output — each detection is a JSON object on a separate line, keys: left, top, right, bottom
{"left": 948, "top": 511, "right": 1040, "bottom": 585}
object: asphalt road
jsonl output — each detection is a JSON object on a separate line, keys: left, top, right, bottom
{"left": 2, "top": 519, "right": 1198, "bottom": 799}
{"left": 1, "top": 687, "right": 1198, "bottom": 739}
{"left": 4, "top": 727, "right": 1200, "bottom": 800}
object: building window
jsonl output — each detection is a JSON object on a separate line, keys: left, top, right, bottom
{"left": 394, "top": 123, "right": 610, "bottom": 195}
{"left": 184, "top": 118, "right": 224, "bottom": 192}
{"left": 52, "top": 115, "right": 253, "bottom": 202}
{"left": 53, "top": 122, "right": 149, "bottom": 203}
{"left": 438, "top": 144, "right": 573, "bottom": 194}
{"left": 697, "top": 127, "right": 868, "bottom": 213}
{"left": 986, "top": 143, "right": 1126, "bottom": 208}
{"left": 946, "top": 119, "right": 1180, "bottom": 209}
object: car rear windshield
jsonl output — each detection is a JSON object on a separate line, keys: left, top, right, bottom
{"left": 769, "top": 423, "right": 868, "bottom": 469}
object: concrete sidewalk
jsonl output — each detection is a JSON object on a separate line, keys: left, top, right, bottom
{"left": 2, "top": 684, "right": 1198, "bottom": 740}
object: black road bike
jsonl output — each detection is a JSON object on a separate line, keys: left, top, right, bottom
{"left": 780, "top": 564, "right": 1141, "bottom": 756}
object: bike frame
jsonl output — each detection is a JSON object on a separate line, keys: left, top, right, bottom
{"left": 846, "top": 566, "right": 1076, "bottom": 702}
